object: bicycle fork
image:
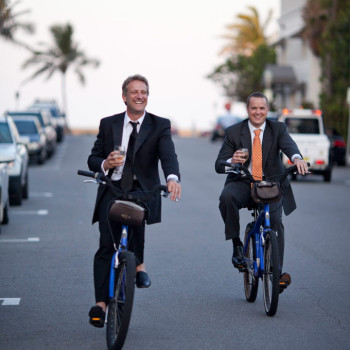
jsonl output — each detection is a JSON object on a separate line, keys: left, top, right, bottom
{"left": 109, "top": 225, "right": 128, "bottom": 299}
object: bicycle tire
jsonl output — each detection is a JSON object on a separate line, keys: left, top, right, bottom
{"left": 106, "top": 251, "right": 136, "bottom": 350}
{"left": 263, "top": 229, "right": 280, "bottom": 316}
{"left": 243, "top": 223, "right": 259, "bottom": 302}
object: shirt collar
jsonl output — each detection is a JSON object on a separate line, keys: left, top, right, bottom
{"left": 124, "top": 111, "right": 146, "bottom": 128}
{"left": 248, "top": 120, "right": 266, "bottom": 134}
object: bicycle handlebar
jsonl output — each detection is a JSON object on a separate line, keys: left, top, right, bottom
{"left": 77, "top": 169, "right": 108, "bottom": 181}
{"left": 77, "top": 170, "right": 168, "bottom": 198}
{"left": 218, "top": 160, "right": 310, "bottom": 183}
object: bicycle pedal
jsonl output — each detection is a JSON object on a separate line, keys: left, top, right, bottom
{"left": 234, "top": 262, "right": 247, "bottom": 272}
{"left": 238, "top": 265, "right": 247, "bottom": 272}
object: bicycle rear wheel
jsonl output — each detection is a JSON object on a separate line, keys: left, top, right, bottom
{"left": 106, "top": 251, "right": 136, "bottom": 350}
{"left": 263, "top": 229, "right": 280, "bottom": 316}
{"left": 243, "top": 223, "right": 259, "bottom": 302}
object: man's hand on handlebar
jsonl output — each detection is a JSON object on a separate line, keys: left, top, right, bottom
{"left": 293, "top": 158, "right": 309, "bottom": 175}
{"left": 167, "top": 179, "right": 181, "bottom": 202}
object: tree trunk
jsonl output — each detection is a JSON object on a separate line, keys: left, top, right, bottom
{"left": 61, "top": 72, "right": 70, "bottom": 133}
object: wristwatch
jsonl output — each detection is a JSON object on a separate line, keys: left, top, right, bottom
{"left": 293, "top": 155, "right": 303, "bottom": 163}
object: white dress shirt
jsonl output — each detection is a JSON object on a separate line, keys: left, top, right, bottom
{"left": 102, "top": 112, "right": 179, "bottom": 183}
{"left": 226, "top": 120, "right": 301, "bottom": 173}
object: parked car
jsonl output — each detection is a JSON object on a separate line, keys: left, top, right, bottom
{"left": 0, "top": 162, "right": 10, "bottom": 227}
{"left": 326, "top": 128, "right": 346, "bottom": 166}
{"left": 267, "top": 111, "right": 279, "bottom": 121}
{"left": 28, "top": 99, "right": 65, "bottom": 142}
{"left": 0, "top": 116, "right": 29, "bottom": 205}
{"left": 6, "top": 110, "right": 57, "bottom": 157}
{"left": 10, "top": 117, "right": 48, "bottom": 164}
{"left": 211, "top": 115, "right": 243, "bottom": 141}
{"left": 279, "top": 109, "right": 332, "bottom": 182}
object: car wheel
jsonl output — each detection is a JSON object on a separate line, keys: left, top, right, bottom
{"left": 22, "top": 172, "right": 29, "bottom": 199}
{"left": 9, "top": 177, "right": 22, "bottom": 206}
{"left": 2, "top": 200, "right": 9, "bottom": 225}
{"left": 323, "top": 169, "right": 332, "bottom": 182}
{"left": 37, "top": 148, "right": 46, "bottom": 164}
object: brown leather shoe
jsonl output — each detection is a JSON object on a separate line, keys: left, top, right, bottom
{"left": 279, "top": 273, "right": 291, "bottom": 294}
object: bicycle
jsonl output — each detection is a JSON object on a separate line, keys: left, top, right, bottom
{"left": 220, "top": 161, "right": 309, "bottom": 316}
{"left": 77, "top": 170, "right": 168, "bottom": 349}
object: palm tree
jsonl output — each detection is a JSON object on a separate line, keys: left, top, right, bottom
{"left": 0, "top": 0, "right": 34, "bottom": 49}
{"left": 22, "top": 23, "right": 100, "bottom": 127}
{"left": 221, "top": 6, "right": 273, "bottom": 56}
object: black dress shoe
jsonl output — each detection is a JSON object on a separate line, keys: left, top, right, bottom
{"left": 232, "top": 245, "right": 246, "bottom": 268}
{"left": 279, "top": 272, "right": 291, "bottom": 294}
{"left": 135, "top": 271, "right": 151, "bottom": 288}
{"left": 88, "top": 305, "right": 105, "bottom": 328}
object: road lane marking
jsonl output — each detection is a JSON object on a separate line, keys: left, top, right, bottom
{"left": 0, "top": 237, "right": 40, "bottom": 243}
{"left": 12, "top": 209, "right": 48, "bottom": 215}
{"left": 0, "top": 298, "right": 21, "bottom": 306}
{"left": 30, "top": 192, "right": 53, "bottom": 197}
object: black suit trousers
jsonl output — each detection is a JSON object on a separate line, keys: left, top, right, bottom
{"left": 94, "top": 183, "right": 145, "bottom": 304}
{"left": 219, "top": 179, "right": 285, "bottom": 269}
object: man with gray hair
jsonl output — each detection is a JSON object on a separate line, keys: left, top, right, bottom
{"left": 87, "top": 74, "right": 181, "bottom": 327}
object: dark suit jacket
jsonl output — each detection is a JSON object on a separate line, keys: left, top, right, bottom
{"left": 88, "top": 112, "right": 180, "bottom": 224}
{"left": 215, "top": 119, "right": 301, "bottom": 216}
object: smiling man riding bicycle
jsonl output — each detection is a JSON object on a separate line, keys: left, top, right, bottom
{"left": 215, "top": 92, "right": 308, "bottom": 292}
{"left": 87, "top": 74, "right": 181, "bottom": 327}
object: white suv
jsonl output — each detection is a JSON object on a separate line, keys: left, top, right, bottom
{"left": 0, "top": 116, "right": 29, "bottom": 205}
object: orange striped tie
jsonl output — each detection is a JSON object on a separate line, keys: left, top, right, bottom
{"left": 252, "top": 129, "right": 262, "bottom": 181}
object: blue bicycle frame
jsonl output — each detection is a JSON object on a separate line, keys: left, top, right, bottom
{"left": 109, "top": 225, "right": 129, "bottom": 299}
{"left": 244, "top": 203, "right": 271, "bottom": 277}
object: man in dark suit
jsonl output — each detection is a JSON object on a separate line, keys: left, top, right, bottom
{"left": 87, "top": 74, "right": 181, "bottom": 327}
{"left": 215, "top": 92, "right": 308, "bottom": 291}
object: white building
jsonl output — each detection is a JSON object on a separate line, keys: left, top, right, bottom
{"left": 265, "top": 0, "right": 322, "bottom": 110}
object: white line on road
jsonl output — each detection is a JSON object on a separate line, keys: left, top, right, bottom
{"left": 12, "top": 209, "right": 48, "bottom": 215}
{"left": 0, "top": 237, "right": 40, "bottom": 243}
{"left": 0, "top": 298, "right": 21, "bottom": 306}
{"left": 30, "top": 192, "right": 53, "bottom": 197}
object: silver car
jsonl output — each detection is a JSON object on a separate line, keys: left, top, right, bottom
{"left": 7, "top": 110, "right": 57, "bottom": 158}
{"left": 29, "top": 99, "right": 65, "bottom": 142}
{"left": 11, "top": 116, "right": 48, "bottom": 164}
{"left": 0, "top": 116, "right": 29, "bottom": 206}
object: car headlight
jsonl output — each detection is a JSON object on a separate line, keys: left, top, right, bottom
{"left": 7, "top": 161, "right": 15, "bottom": 169}
{"left": 28, "top": 142, "right": 40, "bottom": 151}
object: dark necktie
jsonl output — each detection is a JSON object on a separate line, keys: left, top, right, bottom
{"left": 121, "top": 121, "right": 138, "bottom": 192}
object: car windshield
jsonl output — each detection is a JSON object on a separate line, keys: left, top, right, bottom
{"left": 9, "top": 113, "right": 44, "bottom": 127}
{"left": 0, "top": 122, "right": 13, "bottom": 143}
{"left": 285, "top": 117, "right": 320, "bottom": 134}
{"left": 14, "top": 120, "right": 38, "bottom": 135}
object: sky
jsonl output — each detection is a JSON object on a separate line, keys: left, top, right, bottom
{"left": 0, "top": 0, "right": 280, "bottom": 132}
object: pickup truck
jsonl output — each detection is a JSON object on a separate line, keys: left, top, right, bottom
{"left": 279, "top": 109, "right": 332, "bottom": 182}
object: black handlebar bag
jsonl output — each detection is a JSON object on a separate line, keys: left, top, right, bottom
{"left": 251, "top": 182, "right": 282, "bottom": 204}
{"left": 108, "top": 200, "right": 146, "bottom": 227}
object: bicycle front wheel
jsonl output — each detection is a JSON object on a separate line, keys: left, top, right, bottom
{"left": 263, "top": 229, "right": 280, "bottom": 316}
{"left": 106, "top": 251, "right": 136, "bottom": 350}
{"left": 243, "top": 223, "right": 259, "bottom": 302}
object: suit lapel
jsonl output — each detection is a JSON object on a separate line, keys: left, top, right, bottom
{"left": 262, "top": 122, "right": 273, "bottom": 169}
{"left": 240, "top": 120, "right": 252, "bottom": 165}
{"left": 134, "top": 112, "right": 153, "bottom": 154}
{"left": 108, "top": 114, "right": 124, "bottom": 177}
{"left": 112, "top": 114, "right": 124, "bottom": 147}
